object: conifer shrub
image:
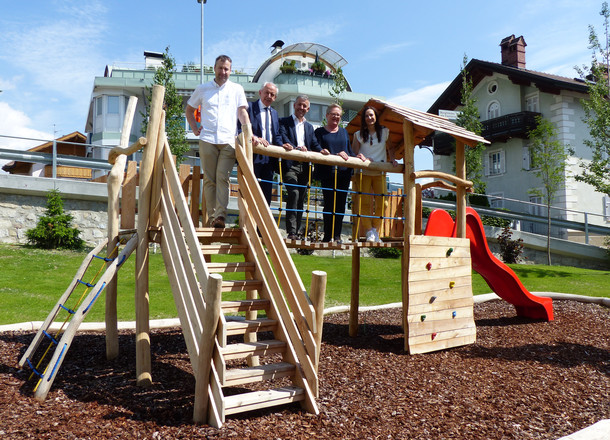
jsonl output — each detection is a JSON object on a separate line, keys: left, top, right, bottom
{"left": 497, "top": 226, "right": 523, "bottom": 264}
{"left": 26, "top": 189, "right": 84, "bottom": 250}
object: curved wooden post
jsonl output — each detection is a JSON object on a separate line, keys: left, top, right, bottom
{"left": 310, "top": 270, "right": 327, "bottom": 376}
{"left": 455, "top": 140, "right": 467, "bottom": 238}
{"left": 135, "top": 84, "right": 165, "bottom": 386}
{"left": 193, "top": 273, "right": 222, "bottom": 424}
{"left": 106, "top": 95, "right": 138, "bottom": 360}
{"left": 402, "top": 120, "right": 415, "bottom": 352}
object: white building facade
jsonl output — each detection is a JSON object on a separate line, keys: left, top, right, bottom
{"left": 85, "top": 42, "right": 379, "bottom": 170}
{"left": 428, "top": 35, "right": 609, "bottom": 241}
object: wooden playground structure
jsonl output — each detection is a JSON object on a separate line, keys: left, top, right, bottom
{"left": 19, "top": 87, "right": 554, "bottom": 427}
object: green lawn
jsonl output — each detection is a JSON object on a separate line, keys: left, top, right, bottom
{"left": 0, "top": 244, "right": 608, "bottom": 325}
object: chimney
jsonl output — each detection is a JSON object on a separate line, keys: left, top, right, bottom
{"left": 271, "top": 40, "right": 285, "bottom": 55}
{"left": 500, "top": 35, "right": 526, "bottom": 68}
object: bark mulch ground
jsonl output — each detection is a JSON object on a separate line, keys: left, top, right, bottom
{"left": 0, "top": 300, "right": 608, "bottom": 439}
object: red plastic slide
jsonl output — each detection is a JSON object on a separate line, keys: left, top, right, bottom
{"left": 424, "top": 208, "right": 553, "bottom": 321}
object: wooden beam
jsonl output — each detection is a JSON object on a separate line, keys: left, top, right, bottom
{"left": 106, "top": 95, "right": 137, "bottom": 360}
{"left": 135, "top": 84, "right": 164, "bottom": 387}
{"left": 402, "top": 119, "right": 416, "bottom": 353}
{"left": 455, "top": 140, "right": 466, "bottom": 238}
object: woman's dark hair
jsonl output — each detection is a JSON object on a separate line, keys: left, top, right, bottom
{"left": 360, "top": 106, "right": 383, "bottom": 143}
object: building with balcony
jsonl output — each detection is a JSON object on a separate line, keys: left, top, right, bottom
{"left": 427, "top": 35, "right": 610, "bottom": 237}
{"left": 84, "top": 42, "right": 379, "bottom": 174}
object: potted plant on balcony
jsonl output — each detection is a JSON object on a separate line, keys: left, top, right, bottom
{"left": 311, "top": 51, "right": 326, "bottom": 76}
{"left": 279, "top": 59, "right": 297, "bottom": 74}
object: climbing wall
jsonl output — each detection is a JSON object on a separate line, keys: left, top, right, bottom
{"left": 405, "top": 235, "right": 476, "bottom": 354}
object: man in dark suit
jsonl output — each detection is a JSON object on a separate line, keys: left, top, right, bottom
{"left": 279, "top": 95, "right": 321, "bottom": 239}
{"left": 246, "top": 82, "right": 283, "bottom": 205}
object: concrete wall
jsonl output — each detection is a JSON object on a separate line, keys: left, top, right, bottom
{"left": 0, "top": 174, "right": 109, "bottom": 246}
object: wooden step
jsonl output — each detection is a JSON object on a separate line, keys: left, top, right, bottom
{"left": 208, "top": 262, "right": 255, "bottom": 274}
{"left": 196, "top": 227, "right": 242, "bottom": 243}
{"left": 221, "top": 299, "right": 270, "bottom": 313}
{"left": 224, "top": 386, "right": 305, "bottom": 416}
{"left": 219, "top": 339, "right": 286, "bottom": 360}
{"left": 221, "top": 279, "right": 263, "bottom": 292}
{"left": 223, "top": 362, "right": 295, "bottom": 386}
{"left": 224, "top": 317, "right": 277, "bottom": 336}
{"left": 200, "top": 244, "right": 248, "bottom": 255}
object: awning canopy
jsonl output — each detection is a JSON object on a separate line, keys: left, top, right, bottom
{"left": 345, "top": 98, "right": 489, "bottom": 160}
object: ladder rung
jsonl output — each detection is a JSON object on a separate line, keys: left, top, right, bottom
{"left": 221, "top": 279, "right": 263, "bottom": 292}
{"left": 223, "top": 362, "right": 295, "bottom": 386}
{"left": 224, "top": 386, "right": 305, "bottom": 415}
{"left": 196, "top": 227, "right": 242, "bottom": 241}
{"left": 219, "top": 339, "right": 286, "bottom": 360}
{"left": 221, "top": 299, "right": 270, "bottom": 313}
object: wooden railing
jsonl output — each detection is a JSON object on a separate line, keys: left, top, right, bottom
{"left": 234, "top": 127, "right": 320, "bottom": 395}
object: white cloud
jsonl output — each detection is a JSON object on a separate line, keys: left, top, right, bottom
{"left": 389, "top": 82, "right": 451, "bottom": 112}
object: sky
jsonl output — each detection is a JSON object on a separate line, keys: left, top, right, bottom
{"left": 0, "top": 0, "right": 605, "bottom": 172}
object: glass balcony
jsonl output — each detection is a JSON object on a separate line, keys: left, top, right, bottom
{"left": 274, "top": 72, "right": 334, "bottom": 88}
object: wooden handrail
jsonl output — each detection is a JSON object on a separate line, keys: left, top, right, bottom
{"left": 411, "top": 170, "right": 473, "bottom": 189}
{"left": 108, "top": 137, "right": 147, "bottom": 165}
{"left": 235, "top": 131, "right": 319, "bottom": 395}
{"left": 253, "top": 144, "right": 403, "bottom": 174}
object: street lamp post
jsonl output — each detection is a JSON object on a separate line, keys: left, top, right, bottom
{"left": 197, "top": 0, "right": 207, "bottom": 84}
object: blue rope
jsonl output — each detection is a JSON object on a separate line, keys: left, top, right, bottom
{"left": 25, "top": 358, "right": 43, "bottom": 378}
{"left": 58, "top": 304, "right": 75, "bottom": 314}
{"left": 83, "top": 282, "right": 106, "bottom": 314}
{"left": 92, "top": 254, "right": 114, "bottom": 263}
{"left": 42, "top": 330, "right": 58, "bottom": 345}
{"left": 77, "top": 279, "right": 95, "bottom": 288}
{"left": 47, "top": 343, "right": 68, "bottom": 382}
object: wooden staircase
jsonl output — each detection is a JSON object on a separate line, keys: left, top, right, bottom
{"left": 195, "top": 226, "right": 315, "bottom": 419}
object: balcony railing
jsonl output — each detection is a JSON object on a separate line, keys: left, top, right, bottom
{"left": 432, "top": 111, "right": 541, "bottom": 154}
{"left": 481, "top": 111, "right": 540, "bottom": 142}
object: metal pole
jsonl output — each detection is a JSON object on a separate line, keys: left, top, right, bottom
{"left": 52, "top": 139, "right": 57, "bottom": 179}
{"left": 199, "top": 0, "right": 206, "bottom": 84}
{"left": 584, "top": 212, "right": 589, "bottom": 244}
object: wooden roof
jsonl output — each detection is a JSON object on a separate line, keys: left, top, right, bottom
{"left": 345, "top": 98, "right": 489, "bottom": 160}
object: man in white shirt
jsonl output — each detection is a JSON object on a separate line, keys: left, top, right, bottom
{"left": 186, "top": 54, "right": 251, "bottom": 228}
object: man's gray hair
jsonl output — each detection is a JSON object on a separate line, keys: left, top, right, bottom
{"left": 295, "top": 94, "right": 310, "bottom": 103}
{"left": 261, "top": 82, "right": 278, "bottom": 92}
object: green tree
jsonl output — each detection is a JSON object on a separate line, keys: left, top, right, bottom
{"left": 527, "top": 115, "right": 569, "bottom": 265}
{"left": 141, "top": 46, "right": 189, "bottom": 164}
{"left": 329, "top": 67, "right": 348, "bottom": 107}
{"left": 575, "top": 2, "right": 610, "bottom": 197}
{"left": 456, "top": 55, "right": 486, "bottom": 194}
{"left": 26, "top": 189, "right": 84, "bottom": 250}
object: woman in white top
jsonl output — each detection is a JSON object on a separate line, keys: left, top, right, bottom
{"left": 352, "top": 106, "right": 397, "bottom": 242}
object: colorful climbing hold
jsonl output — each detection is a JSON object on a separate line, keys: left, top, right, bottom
{"left": 431, "top": 332, "right": 438, "bottom": 340}
{"left": 426, "top": 262, "right": 432, "bottom": 271}
{"left": 452, "top": 311, "right": 457, "bottom": 318}
{"left": 446, "top": 247, "right": 454, "bottom": 256}
{"left": 421, "top": 315, "right": 426, "bottom": 322}
{"left": 429, "top": 296, "right": 437, "bottom": 303}
{"left": 449, "top": 281, "right": 455, "bottom": 288}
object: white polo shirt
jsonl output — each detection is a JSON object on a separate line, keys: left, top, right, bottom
{"left": 187, "top": 79, "right": 247, "bottom": 145}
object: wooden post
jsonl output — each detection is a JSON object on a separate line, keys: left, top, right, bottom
{"left": 310, "top": 270, "right": 327, "bottom": 376}
{"left": 105, "top": 96, "right": 138, "bottom": 360}
{"left": 193, "top": 273, "right": 222, "bottom": 424}
{"left": 455, "top": 140, "right": 466, "bottom": 239}
{"left": 135, "top": 84, "right": 164, "bottom": 387}
{"left": 349, "top": 247, "right": 360, "bottom": 337}
{"left": 402, "top": 120, "right": 416, "bottom": 352}
{"left": 149, "top": 112, "right": 166, "bottom": 228}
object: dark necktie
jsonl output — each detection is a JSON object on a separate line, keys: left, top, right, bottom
{"left": 264, "top": 107, "right": 271, "bottom": 142}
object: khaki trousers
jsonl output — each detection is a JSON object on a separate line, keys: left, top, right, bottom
{"left": 199, "top": 140, "right": 235, "bottom": 220}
